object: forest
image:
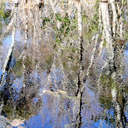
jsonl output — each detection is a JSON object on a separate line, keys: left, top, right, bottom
{"left": 0, "top": 0, "right": 128, "bottom": 128}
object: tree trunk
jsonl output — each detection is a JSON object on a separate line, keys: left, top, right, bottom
{"left": 75, "top": 1, "right": 83, "bottom": 128}
{"left": 100, "top": 0, "right": 126, "bottom": 127}
{"left": 0, "top": 3, "right": 17, "bottom": 86}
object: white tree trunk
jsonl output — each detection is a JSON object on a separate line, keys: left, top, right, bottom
{"left": 0, "top": 5, "right": 17, "bottom": 85}
{"left": 2, "top": 28, "right": 15, "bottom": 75}
{"left": 100, "top": 2, "right": 114, "bottom": 59}
{"left": 111, "top": 87, "right": 124, "bottom": 128}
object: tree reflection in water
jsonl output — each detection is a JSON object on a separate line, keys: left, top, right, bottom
{"left": 0, "top": 0, "right": 128, "bottom": 128}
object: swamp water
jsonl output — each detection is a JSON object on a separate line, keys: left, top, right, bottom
{"left": 0, "top": 0, "right": 128, "bottom": 128}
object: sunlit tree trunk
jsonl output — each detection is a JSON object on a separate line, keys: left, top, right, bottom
{"left": 100, "top": 0, "right": 114, "bottom": 59}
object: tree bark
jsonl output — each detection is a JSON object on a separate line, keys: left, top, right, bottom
{"left": 100, "top": 1, "right": 114, "bottom": 59}
{"left": 75, "top": 1, "right": 83, "bottom": 128}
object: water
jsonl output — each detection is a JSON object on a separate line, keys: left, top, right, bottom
{"left": 0, "top": 1, "right": 128, "bottom": 128}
